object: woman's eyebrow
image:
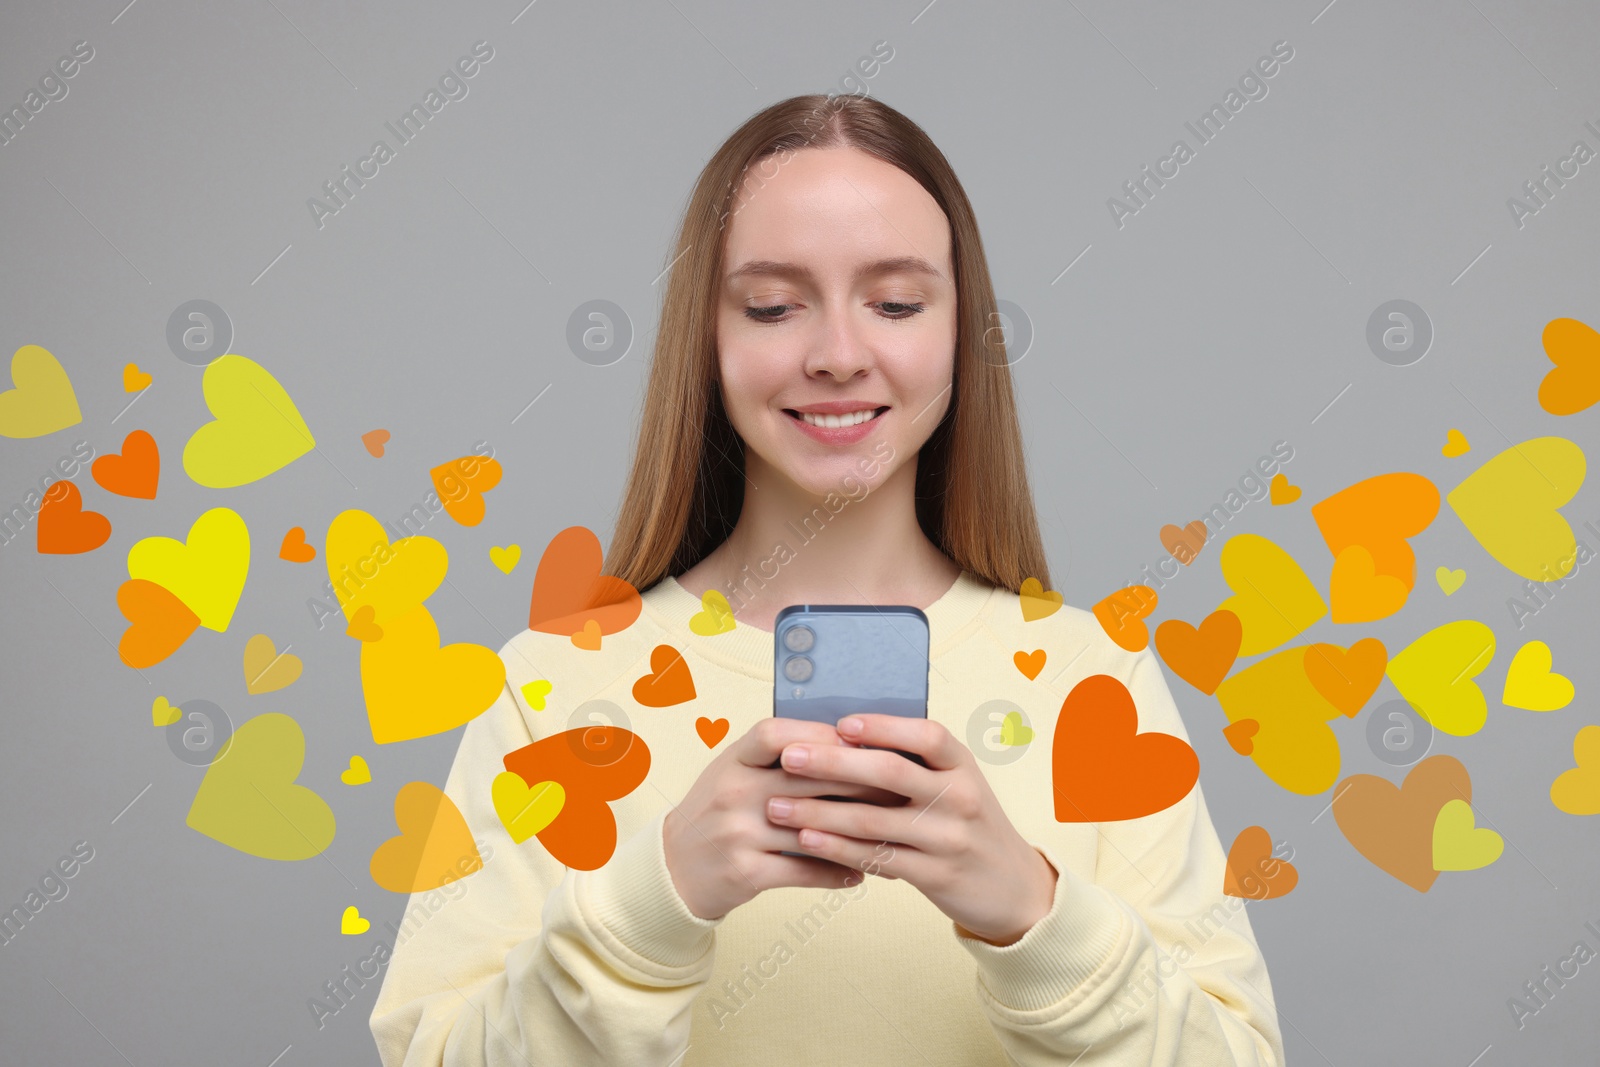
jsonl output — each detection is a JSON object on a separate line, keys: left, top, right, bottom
{"left": 724, "top": 255, "right": 946, "bottom": 285}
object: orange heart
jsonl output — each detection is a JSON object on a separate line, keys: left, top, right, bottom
{"left": 632, "top": 644, "right": 696, "bottom": 707}
{"left": 528, "top": 526, "right": 641, "bottom": 637}
{"left": 1092, "top": 585, "right": 1158, "bottom": 652}
{"left": 369, "top": 781, "right": 483, "bottom": 893}
{"left": 1332, "top": 754, "right": 1470, "bottom": 893}
{"left": 122, "top": 362, "right": 152, "bottom": 392}
{"left": 1223, "top": 825, "right": 1298, "bottom": 900}
{"left": 116, "top": 578, "right": 201, "bottom": 667}
{"left": 346, "top": 604, "right": 383, "bottom": 642}
{"left": 1051, "top": 673, "right": 1200, "bottom": 822}
{"left": 90, "top": 429, "right": 159, "bottom": 499}
{"left": 1222, "top": 718, "right": 1259, "bottom": 755}
{"left": 1310, "top": 473, "right": 1440, "bottom": 593}
{"left": 36, "top": 480, "right": 111, "bottom": 554}
{"left": 1304, "top": 638, "right": 1387, "bottom": 718}
{"left": 361, "top": 429, "right": 389, "bottom": 457}
{"left": 1538, "top": 317, "right": 1600, "bottom": 416}
{"left": 1328, "top": 544, "right": 1410, "bottom": 623}
{"left": 1153, "top": 610, "right": 1241, "bottom": 695}
{"left": 279, "top": 527, "right": 316, "bottom": 563}
{"left": 696, "top": 717, "right": 730, "bottom": 747}
{"left": 1160, "top": 521, "right": 1208, "bottom": 565}
{"left": 571, "top": 619, "right": 602, "bottom": 650}
{"left": 1013, "top": 649, "right": 1046, "bottom": 680}
{"left": 429, "top": 454, "right": 502, "bottom": 527}
{"left": 1269, "top": 473, "right": 1301, "bottom": 505}
{"left": 503, "top": 726, "right": 652, "bottom": 870}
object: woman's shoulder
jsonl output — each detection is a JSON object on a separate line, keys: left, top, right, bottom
{"left": 975, "top": 577, "right": 1156, "bottom": 687}
{"left": 494, "top": 579, "right": 682, "bottom": 690}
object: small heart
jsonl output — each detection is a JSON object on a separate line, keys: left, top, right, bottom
{"left": 1159, "top": 520, "right": 1209, "bottom": 566}
{"left": 519, "top": 679, "right": 552, "bottom": 710}
{"left": 36, "top": 480, "right": 111, "bottom": 554}
{"left": 1092, "top": 585, "right": 1158, "bottom": 652}
{"left": 370, "top": 781, "right": 483, "bottom": 891}
{"left": 1269, "top": 472, "right": 1301, "bottom": 505}
{"left": 632, "top": 644, "right": 696, "bottom": 706}
{"left": 1223, "top": 825, "right": 1299, "bottom": 900}
{"left": 696, "top": 716, "right": 730, "bottom": 747}
{"left": 362, "top": 429, "right": 390, "bottom": 457}
{"left": 1432, "top": 798, "right": 1503, "bottom": 871}
{"left": 1222, "top": 718, "right": 1259, "bottom": 756}
{"left": 346, "top": 604, "right": 383, "bottom": 642}
{"left": 1435, "top": 566, "right": 1466, "bottom": 595}
{"left": 571, "top": 618, "right": 602, "bottom": 651}
{"left": 123, "top": 363, "right": 153, "bottom": 393}
{"left": 1013, "top": 649, "right": 1046, "bottom": 681}
{"left": 340, "top": 905, "right": 370, "bottom": 935}
{"left": 152, "top": 696, "right": 180, "bottom": 727}
{"left": 242, "top": 634, "right": 303, "bottom": 695}
{"left": 279, "top": 527, "right": 316, "bottom": 563}
{"left": 340, "top": 755, "right": 371, "bottom": 786}
{"left": 490, "top": 545, "right": 521, "bottom": 574}
{"left": 999, "top": 711, "right": 1034, "bottom": 746}
{"left": 1330, "top": 544, "right": 1410, "bottom": 623}
{"left": 431, "top": 455, "right": 502, "bottom": 527}
{"left": 1442, "top": 428, "right": 1471, "bottom": 458}
{"left": 689, "top": 590, "right": 737, "bottom": 636}
{"left": 1153, "top": 610, "right": 1242, "bottom": 695}
{"left": 0, "top": 344, "right": 82, "bottom": 438}
{"left": 491, "top": 772, "right": 566, "bottom": 844}
{"left": 1387, "top": 620, "right": 1496, "bottom": 736}
{"left": 91, "top": 429, "right": 160, "bottom": 499}
{"left": 117, "top": 578, "right": 201, "bottom": 668}
{"left": 1538, "top": 317, "right": 1600, "bottom": 416}
{"left": 1503, "top": 640, "right": 1574, "bottom": 712}
{"left": 1303, "top": 638, "right": 1388, "bottom": 718}
{"left": 1018, "top": 577, "right": 1064, "bottom": 622}
{"left": 1552, "top": 725, "right": 1600, "bottom": 814}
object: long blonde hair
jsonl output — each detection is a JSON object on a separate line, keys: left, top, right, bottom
{"left": 602, "top": 93, "right": 1052, "bottom": 594}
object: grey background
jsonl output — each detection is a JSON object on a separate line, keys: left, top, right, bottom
{"left": 3, "top": 0, "right": 1599, "bottom": 1063}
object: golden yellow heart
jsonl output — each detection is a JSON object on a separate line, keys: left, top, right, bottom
{"left": 689, "top": 590, "right": 736, "bottom": 636}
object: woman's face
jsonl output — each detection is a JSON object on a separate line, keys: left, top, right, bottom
{"left": 715, "top": 145, "right": 957, "bottom": 500}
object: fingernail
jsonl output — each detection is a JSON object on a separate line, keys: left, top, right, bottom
{"left": 838, "top": 716, "right": 863, "bottom": 737}
{"left": 783, "top": 746, "right": 809, "bottom": 769}
{"left": 769, "top": 797, "right": 794, "bottom": 818}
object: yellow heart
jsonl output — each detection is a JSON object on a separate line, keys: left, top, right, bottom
{"left": 1442, "top": 428, "right": 1470, "bottom": 458}
{"left": 127, "top": 507, "right": 251, "bottom": 632}
{"left": 1435, "top": 566, "right": 1466, "bottom": 595}
{"left": 1018, "top": 577, "right": 1063, "bottom": 622}
{"left": 1269, "top": 473, "right": 1301, "bottom": 505}
{"left": 152, "top": 696, "right": 180, "bottom": 727}
{"left": 1502, "top": 640, "right": 1574, "bottom": 712}
{"left": 340, "top": 905, "right": 370, "bottom": 935}
{"left": 1431, "top": 799, "right": 1503, "bottom": 871}
{"left": 689, "top": 590, "right": 737, "bottom": 636}
{"left": 1447, "top": 437, "right": 1585, "bottom": 582}
{"left": 1217, "top": 534, "right": 1328, "bottom": 657}
{"left": 489, "top": 544, "right": 521, "bottom": 574}
{"left": 1386, "top": 620, "right": 1495, "bottom": 736}
{"left": 185, "top": 712, "right": 336, "bottom": 860}
{"left": 519, "top": 679, "right": 552, "bottom": 710}
{"left": 242, "top": 634, "right": 303, "bottom": 695}
{"left": 359, "top": 604, "right": 507, "bottom": 744}
{"left": 1329, "top": 544, "right": 1410, "bottom": 623}
{"left": 325, "top": 509, "right": 447, "bottom": 628}
{"left": 1552, "top": 725, "right": 1600, "bottom": 815}
{"left": 0, "top": 344, "right": 82, "bottom": 439}
{"left": 1215, "top": 644, "right": 1344, "bottom": 796}
{"left": 491, "top": 772, "right": 565, "bottom": 843}
{"left": 340, "top": 755, "right": 371, "bottom": 786}
{"left": 999, "top": 711, "right": 1034, "bottom": 746}
{"left": 183, "top": 354, "right": 316, "bottom": 488}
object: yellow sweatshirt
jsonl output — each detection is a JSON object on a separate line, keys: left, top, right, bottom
{"left": 369, "top": 571, "right": 1285, "bottom": 1065}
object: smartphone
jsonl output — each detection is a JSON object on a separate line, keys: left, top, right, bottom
{"left": 770, "top": 604, "right": 930, "bottom": 856}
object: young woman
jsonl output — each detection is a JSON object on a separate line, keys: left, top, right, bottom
{"left": 371, "top": 94, "right": 1284, "bottom": 1065}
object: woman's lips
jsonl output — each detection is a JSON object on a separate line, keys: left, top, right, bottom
{"left": 783, "top": 406, "right": 888, "bottom": 445}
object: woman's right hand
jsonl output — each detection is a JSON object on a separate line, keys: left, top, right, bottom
{"left": 663, "top": 716, "right": 907, "bottom": 921}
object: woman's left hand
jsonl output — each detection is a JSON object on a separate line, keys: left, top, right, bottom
{"left": 767, "top": 713, "right": 1059, "bottom": 946}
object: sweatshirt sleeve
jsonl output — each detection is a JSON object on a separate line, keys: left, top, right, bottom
{"left": 368, "top": 660, "right": 726, "bottom": 1065}
{"left": 952, "top": 644, "right": 1287, "bottom": 1065}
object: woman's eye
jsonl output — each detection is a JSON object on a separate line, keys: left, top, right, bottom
{"left": 877, "top": 301, "right": 927, "bottom": 319}
{"left": 744, "top": 304, "right": 792, "bottom": 322}
{"left": 741, "top": 301, "right": 928, "bottom": 323}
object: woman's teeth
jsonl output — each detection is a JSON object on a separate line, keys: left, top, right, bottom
{"left": 796, "top": 408, "right": 881, "bottom": 428}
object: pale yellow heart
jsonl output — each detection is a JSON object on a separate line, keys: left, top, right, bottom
{"left": 127, "top": 506, "right": 251, "bottom": 632}
{"left": 0, "top": 344, "right": 82, "bottom": 439}
{"left": 1217, "top": 533, "right": 1328, "bottom": 657}
{"left": 183, "top": 354, "right": 316, "bottom": 488}
{"left": 243, "top": 633, "right": 303, "bottom": 695}
{"left": 152, "top": 696, "right": 180, "bottom": 727}
{"left": 491, "top": 772, "right": 565, "bottom": 844}
{"left": 1502, "top": 640, "right": 1573, "bottom": 712}
{"left": 519, "top": 679, "right": 553, "bottom": 710}
{"left": 1019, "top": 577, "right": 1064, "bottom": 622}
{"left": 689, "top": 590, "right": 737, "bottom": 636}
{"left": 1435, "top": 566, "right": 1466, "bottom": 595}
{"left": 999, "top": 711, "right": 1034, "bottom": 746}
{"left": 489, "top": 545, "right": 521, "bottom": 574}
{"left": 185, "top": 712, "right": 336, "bottom": 860}
{"left": 340, "top": 755, "right": 371, "bottom": 786}
{"left": 1431, "top": 799, "right": 1503, "bottom": 871}
{"left": 340, "top": 905, "right": 370, "bottom": 935}
{"left": 1386, "top": 620, "right": 1495, "bottom": 737}
{"left": 1447, "top": 437, "right": 1585, "bottom": 582}
{"left": 1552, "top": 725, "right": 1600, "bottom": 815}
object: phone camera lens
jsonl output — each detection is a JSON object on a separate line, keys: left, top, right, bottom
{"left": 782, "top": 625, "right": 815, "bottom": 653}
{"left": 782, "top": 655, "right": 813, "bottom": 682}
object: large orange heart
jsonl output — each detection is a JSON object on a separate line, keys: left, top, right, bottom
{"left": 1538, "top": 317, "right": 1600, "bottom": 416}
{"left": 527, "top": 526, "right": 641, "bottom": 636}
{"left": 1304, "top": 638, "right": 1387, "bottom": 717}
{"left": 1051, "top": 673, "right": 1199, "bottom": 822}
{"left": 1310, "top": 473, "right": 1440, "bottom": 591}
{"left": 116, "top": 578, "right": 200, "bottom": 667}
{"left": 429, "top": 454, "right": 502, "bottom": 526}
{"left": 1331, "top": 754, "right": 1469, "bottom": 893}
{"left": 36, "top": 480, "right": 110, "bottom": 554}
{"left": 502, "top": 726, "right": 652, "bottom": 870}
{"left": 1153, "top": 609, "right": 1241, "bottom": 695}
{"left": 369, "top": 781, "right": 483, "bottom": 893}
{"left": 1092, "top": 585, "right": 1158, "bottom": 652}
{"left": 632, "top": 644, "right": 696, "bottom": 707}
{"left": 91, "top": 429, "right": 160, "bottom": 499}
